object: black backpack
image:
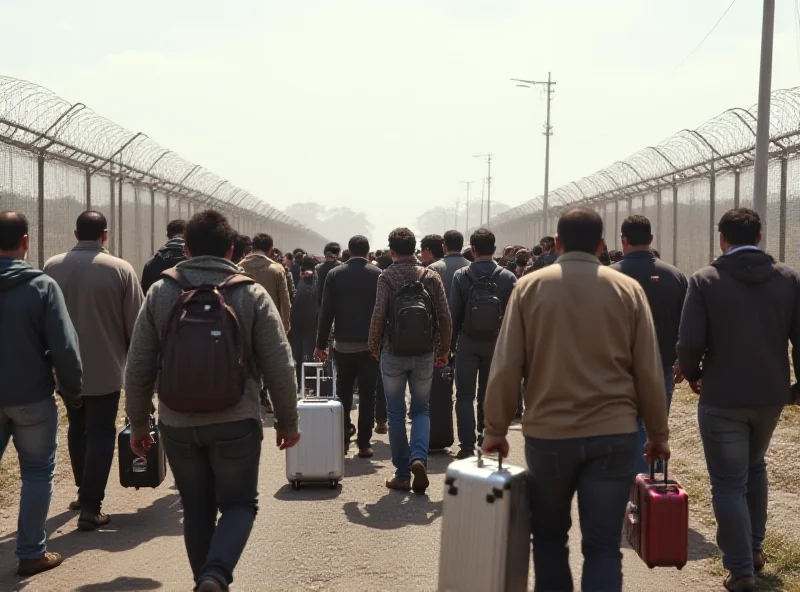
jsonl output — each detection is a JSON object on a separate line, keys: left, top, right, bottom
{"left": 463, "top": 267, "right": 504, "bottom": 340}
{"left": 389, "top": 270, "right": 435, "bottom": 356}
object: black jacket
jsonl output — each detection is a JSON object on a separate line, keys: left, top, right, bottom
{"left": 290, "top": 273, "right": 317, "bottom": 336}
{"left": 612, "top": 250, "right": 687, "bottom": 367}
{"left": 317, "top": 258, "right": 381, "bottom": 349}
{"left": 678, "top": 249, "right": 800, "bottom": 408}
{"left": 314, "top": 260, "right": 341, "bottom": 306}
{"left": 141, "top": 238, "right": 186, "bottom": 294}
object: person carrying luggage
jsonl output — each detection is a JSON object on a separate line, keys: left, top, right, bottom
{"left": 289, "top": 255, "right": 319, "bottom": 388}
{"left": 124, "top": 210, "right": 300, "bottom": 592}
{"left": 449, "top": 228, "right": 516, "bottom": 459}
{"left": 369, "top": 228, "right": 452, "bottom": 494}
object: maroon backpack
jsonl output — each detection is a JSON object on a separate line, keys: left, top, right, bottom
{"left": 157, "top": 269, "right": 255, "bottom": 413}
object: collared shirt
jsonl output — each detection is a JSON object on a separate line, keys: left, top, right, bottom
{"left": 429, "top": 252, "right": 470, "bottom": 300}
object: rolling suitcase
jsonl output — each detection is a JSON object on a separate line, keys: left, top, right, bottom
{"left": 286, "top": 362, "right": 345, "bottom": 489}
{"left": 118, "top": 417, "right": 167, "bottom": 489}
{"left": 625, "top": 461, "right": 689, "bottom": 569}
{"left": 429, "top": 363, "right": 455, "bottom": 451}
{"left": 438, "top": 452, "right": 530, "bottom": 592}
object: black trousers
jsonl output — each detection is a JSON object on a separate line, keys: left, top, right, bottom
{"left": 334, "top": 350, "right": 378, "bottom": 449}
{"left": 66, "top": 391, "right": 121, "bottom": 514}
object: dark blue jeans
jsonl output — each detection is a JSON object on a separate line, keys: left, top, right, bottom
{"left": 698, "top": 404, "right": 783, "bottom": 580}
{"left": 161, "top": 419, "right": 262, "bottom": 589}
{"left": 525, "top": 433, "right": 637, "bottom": 592}
{"left": 634, "top": 365, "right": 674, "bottom": 474}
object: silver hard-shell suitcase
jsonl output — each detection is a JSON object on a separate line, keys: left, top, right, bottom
{"left": 286, "top": 362, "right": 344, "bottom": 489}
{"left": 438, "top": 453, "right": 531, "bottom": 592}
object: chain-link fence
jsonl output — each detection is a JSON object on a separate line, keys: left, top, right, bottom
{"left": 0, "top": 76, "right": 328, "bottom": 273}
{"left": 490, "top": 88, "right": 800, "bottom": 275}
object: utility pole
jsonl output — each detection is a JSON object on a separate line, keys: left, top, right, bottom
{"left": 479, "top": 177, "right": 485, "bottom": 226}
{"left": 460, "top": 181, "right": 472, "bottom": 233}
{"left": 512, "top": 72, "right": 556, "bottom": 234}
{"left": 753, "top": 0, "right": 775, "bottom": 247}
{"left": 454, "top": 194, "right": 459, "bottom": 230}
{"left": 474, "top": 154, "right": 493, "bottom": 227}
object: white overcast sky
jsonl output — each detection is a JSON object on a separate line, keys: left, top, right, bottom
{"left": 3, "top": 0, "right": 800, "bottom": 245}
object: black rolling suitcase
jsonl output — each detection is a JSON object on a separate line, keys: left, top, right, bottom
{"left": 118, "top": 417, "right": 167, "bottom": 489}
{"left": 429, "top": 363, "right": 455, "bottom": 452}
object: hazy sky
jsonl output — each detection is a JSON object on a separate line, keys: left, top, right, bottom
{"left": 3, "top": 0, "right": 800, "bottom": 245}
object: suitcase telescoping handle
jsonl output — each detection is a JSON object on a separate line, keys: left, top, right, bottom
{"left": 649, "top": 460, "right": 669, "bottom": 485}
{"left": 476, "top": 449, "right": 503, "bottom": 471}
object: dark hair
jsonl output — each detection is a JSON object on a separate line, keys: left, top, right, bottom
{"left": 324, "top": 242, "right": 341, "bottom": 257}
{"left": 503, "top": 245, "right": 516, "bottom": 257}
{"left": 599, "top": 245, "right": 611, "bottom": 265}
{"left": 232, "top": 233, "right": 252, "bottom": 262}
{"left": 462, "top": 247, "right": 475, "bottom": 262}
{"left": 273, "top": 248, "right": 283, "bottom": 259}
{"left": 621, "top": 215, "right": 652, "bottom": 247}
{"left": 718, "top": 208, "right": 761, "bottom": 246}
{"left": 609, "top": 249, "right": 624, "bottom": 263}
{"left": 377, "top": 252, "right": 393, "bottom": 270}
{"left": 166, "top": 219, "right": 187, "bottom": 239}
{"left": 388, "top": 228, "right": 416, "bottom": 256}
{"left": 341, "top": 250, "right": 351, "bottom": 262}
{"left": 421, "top": 234, "right": 445, "bottom": 259}
{"left": 185, "top": 210, "right": 236, "bottom": 258}
{"left": 75, "top": 211, "right": 107, "bottom": 242}
{"left": 515, "top": 249, "right": 530, "bottom": 266}
{"left": 0, "top": 210, "right": 28, "bottom": 251}
{"left": 374, "top": 249, "right": 384, "bottom": 258}
{"left": 532, "top": 245, "right": 543, "bottom": 257}
{"left": 293, "top": 248, "right": 305, "bottom": 258}
{"left": 348, "top": 235, "right": 370, "bottom": 257}
{"left": 443, "top": 230, "right": 464, "bottom": 252}
{"left": 252, "top": 233, "right": 274, "bottom": 254}
{"left": 300, "top": 254, "right": 317, "bottom": 272}
{"left": 470, "top": 228, "right": 496, "bottom": 257}
{"left": 557, "top": 207, "right": 603, "bottom": 254}
{"left": 284, "top": 252, "right": 294, "bottom": 262}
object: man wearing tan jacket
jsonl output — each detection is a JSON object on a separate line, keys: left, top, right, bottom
{"left": 44, "top": 211, "right": 144, "bottom": 532}
{"left": 481, "top": 207, "right": 670, "bottom": 592}
{"left": 240, "top": 233, "right": 291, "bottom": 332}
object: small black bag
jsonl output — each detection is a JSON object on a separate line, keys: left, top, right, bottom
{"left": 118, "top": 417, "right": 167, "bottom": 490}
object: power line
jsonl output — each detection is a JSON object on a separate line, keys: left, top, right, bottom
{"left": 676, "top": 0, "right": 739, "bottom": 70}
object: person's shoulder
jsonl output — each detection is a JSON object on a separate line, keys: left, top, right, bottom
{"left": 43, "top": 252, "right": 66, "bottom": 270}
{"left": 100, "top": 252, "right": 136, "bottom": 275}
{"left": 772, "top": 260, "right": 800, "bottom": 280}
{"left": 691, "top": 263, "right": 719, "bottom": 283}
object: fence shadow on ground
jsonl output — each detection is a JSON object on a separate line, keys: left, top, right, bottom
{"left": 342, "top": 493, "right": 443, "bottom": 530}
{"left": 74, "top": 576, "right": 163, "bottom": 591}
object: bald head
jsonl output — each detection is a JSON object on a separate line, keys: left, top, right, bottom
{"left": 0, "top": 211, "right": 29, "bottom": 257}
{"left": 556, "top": 207, "right": 604, "bottom": 255}
{"left": 75, "top": 211, "right": 108, "bottom": 243}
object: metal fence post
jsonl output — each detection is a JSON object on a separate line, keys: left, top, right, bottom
{"left": 709, "top": 161, "right": 716, "bottom": 262}
{"left": 780, "top": 154, "right": 788, "bottom": 262}
{"left": 85, "top": 169, "right": 92, "bottom": 209}
{"left": 109, "top": 173, "right": 116, "bottom": 255}
{"left": 672, "top": 181, "right": 679, "bottom": 267}
{"left": 118, "top": 175, "right": 123, "bottom": 259}
{"left": 613, "top": 199, "right": 620, "bottom": 249}
{"left": 734, "top": 169, "right": 741, "bottom": 209}
{"left": 165, "top": 192, "right": 170, "bottom": 221}
{"left": 37, "top": 151, "right": 45, "bottom": 269}
{"left": 656, "top": 189, "right": 662, "bottom": 253}
{"left": 150, "top": 186, "right": 156, "bottom": 255}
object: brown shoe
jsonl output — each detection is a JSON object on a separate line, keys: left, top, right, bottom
{"left": 411, "top": 460, "right": 430, "bottom": 494}
{"left": 68, "top": 495, "right": 80, "bottom": 512}
{"left": 358, "top": 447, "right": 374, "bottom": 458}
{"left": 375, "top": 421, "right": 388, "bottom": 435}
{"left": 753, "top": 551, "right": 766, "bottom": 573}
{"left": 17, "top": 552, "right": 64, "bottom": 577}
{"left": 723, "top": 574, "right": 758, "bottom": 592}
{"left": 196, "top": 579, "right": 224, "bottom": 592}
{"left": 385, "top": 477, "right": 411, "bottom": 491}
{"left": 77, "top": 511, "right": 111, "bottom": 532}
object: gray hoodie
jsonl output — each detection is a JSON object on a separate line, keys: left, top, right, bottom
{"left": 0, "top": 257, "right": 82, "bottom": 407}
{"left": 124, "top": 256, "right": 298, "bottom": 434}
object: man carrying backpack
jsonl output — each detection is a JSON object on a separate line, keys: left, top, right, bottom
{"left": 124, "top": 210, "right": 299, "bottom": 592}
{"left": 449, "top": 228, "right": 517, "bottom": 459}
{"left": 369, "top": 228, "right": 451, "bottom": 494}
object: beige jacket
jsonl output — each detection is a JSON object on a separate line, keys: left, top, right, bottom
{"left": 239, "top": 253, "right": 291, "bottom": 332}
{"left": 483, "top": 252, "right": 669, "bottom": 442}
{"left": 44, "top": 242, "right": 144, "bottom": 397}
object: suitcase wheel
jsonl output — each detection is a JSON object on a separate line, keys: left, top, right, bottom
{"left": 329, "top": 480, "right": 339, "bottom": 489}
{"left": 292, "top": 481, "right": 301, "bottom": 490}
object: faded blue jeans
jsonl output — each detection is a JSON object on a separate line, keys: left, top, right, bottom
{"left": 160, "top": 419, "right": 263, "bottom": 589}
{"left": 526, "top": 433, "right": 637, "bottom": 592}
{"left": 635, "top": 365, "right": 674, "bottom": 474}
{"left": 698, "top": 404, "right": 783, "bottom": 580}
{"left": 380, "top": 351, "right": 434, "bottom": 481}
{"left": 0, "top": 396, "right": 59, "bottom": 559}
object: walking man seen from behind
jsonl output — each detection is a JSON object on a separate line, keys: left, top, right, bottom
{"left": 369, "top": 228, "right": 452, "bottom": 494}
{"left": 240, "top": 233, "right": 292, "bottom": 333}
{"left": 612, "top": 215, "right": 687, "bottom": 474}
{"left": 140, "top": 219, "right": 186, "bottom": 294}
{"left": 428, "top": 230, "right": 470, "bottom": 300}
{"left": 125, "top": 210, "right": 300, "bottom": 592}
{"left": 482, "top": 207, "right": 669, "bottom": 592}
{"left": 0, "top": 211, "right": 83, "bottom": 577}
{"left": 678, "top": 208, "right": 800, "bottom": 592}
{"left": 44, "top": 211, "right": 144, "bottom": 532}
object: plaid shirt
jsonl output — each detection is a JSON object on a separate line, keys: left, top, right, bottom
{"left": 369, "top": 258, "right": 452, "bottom": 358}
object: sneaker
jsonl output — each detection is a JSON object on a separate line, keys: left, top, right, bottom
{"left": 17, "top": 552, "right": 64, "bottom": 577}
{"left": 754, "top": 551, "right": 766, "bottom": 573}
{"left": 456, "top": 449, "right": 475, "bottom": 460}
{"left": 723, "top": 574, "right": 758, "bottom": 592}
{"left": 77, "top": 511, "right": 111, "bottom": 532}
{"left": 375, "top": 421, "right": 388, "bottom": 435}
{"left": 196, "top": 578, "right": 224, "bottom": 592}
{"left": 358, "top": 447, "right": 374, "bottom": 459}
{"left": 385, "top": 477, "right": 411, "bottom": 491}
{"left": 68, "top": 495, "right": 80, "bottom": 511}
{"left": 410, "top": 460, "right": 430, "bottom": 495}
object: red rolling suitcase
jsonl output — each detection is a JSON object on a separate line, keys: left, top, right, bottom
{"left": 625, "top": 461, "right": 688, "bottom": 569}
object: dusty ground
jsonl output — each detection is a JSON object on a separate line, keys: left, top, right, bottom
{"left": 0, "top": 386, "right": 795, "bottom": 591}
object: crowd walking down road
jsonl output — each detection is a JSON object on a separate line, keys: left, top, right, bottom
{"left": 0, "top": 203, "right": 799, "bottom": 592}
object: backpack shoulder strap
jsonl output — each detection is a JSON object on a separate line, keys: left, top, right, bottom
{"left": 490, "top": 266, "right": 504, "bottom": 279}
{"left": 217, "top": 273, "right": 256, "bottom": 291}
{"left": 161, "top": 268, "right": 195, "bottom": 291}
{"left": 465, "top": 267, "right": 478, "bottom": 283}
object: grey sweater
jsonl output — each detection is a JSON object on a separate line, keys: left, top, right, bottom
{"left": 124, "top": 256, "right": 298, "bottom": 434}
